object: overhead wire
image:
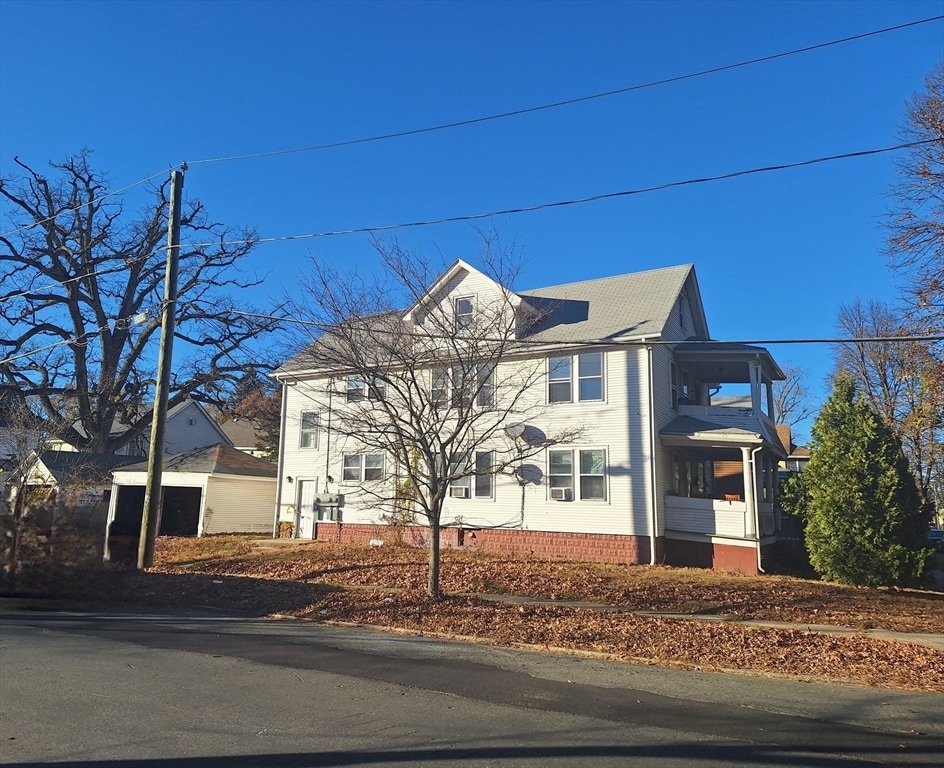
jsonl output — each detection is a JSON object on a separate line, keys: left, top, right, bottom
{"left": 4, "top": 137, "right": 939, "bottom": 301}
{"left": 184, "top": 15, "right": 944, "bottom": 167}
{"left": 2, "top": 13, "right": 939, "bottom": 242}
{"left": 181, "top": 139, "right": 940, "bottom": 248}
{"left": 225, "top": 310, "right": 944, "bottom": 349}
{"left": 0, "top": 167, "right": 173, "bottom": 240}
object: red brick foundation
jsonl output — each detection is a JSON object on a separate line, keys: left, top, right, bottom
{"left": 662, "top": 537, "right": 760, "bottom": 575}
{"left": 310, "top": 523, "right": 765, "bottom": 574}
{"left": 312, "top": 523, "right": 650, "bottom": 564}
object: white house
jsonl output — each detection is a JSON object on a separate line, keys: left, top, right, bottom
{"left": 273, "top": 261, "right": 786, "bottom": 574}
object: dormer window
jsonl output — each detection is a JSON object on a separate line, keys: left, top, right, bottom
{"left": 455, "top": 297, "right": 474, "bottom": 328}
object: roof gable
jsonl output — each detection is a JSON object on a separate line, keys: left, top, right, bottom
{"left": 520, "top": 264, "right": 697, "bottom": 343}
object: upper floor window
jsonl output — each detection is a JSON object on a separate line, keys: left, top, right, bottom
{"left": 548, "top": 351, "right": 604, "bottom": 403}
{"left": 455, "top": 297, "right": 474, "bottom": 328}
{"left": 347, "top": 375, "right": 386, "bottom": 402}
{"left": 299, "top": 411, "right": 319, "bottom": 449}
{"left": 431, "top": 364, "right": 494, "bottom": 408}
{"left": 547, "top": 448, "right": 607, "bottom": 501}
{"left": 342, "top": 452, "right": 384, "bottom": 482}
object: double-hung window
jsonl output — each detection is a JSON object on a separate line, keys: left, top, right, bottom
{"left": 431, "top": 364, "right": 494, "bottom": 408}
{"left": 547, "top": 448, "right": 607, "bottom": 501}
{"left": 548, "top": 351, "right": 604, "bottom": 403}
{"left": 431, "top": 367, "right": 449, "bottom": 406}
{"left": 342, "top": 453, "right": 384, "bottom": 482}
{"left": 448, "top": 451, "right": 494, "bottom": 499}
{"left": 455, "top": 297, "right": 474, "bottom": 328}
{"left": 299, "top": 411, "right": 319, "bottom": 448}
{"left": 347, "top": 375, "right": 386, "bottom": 402}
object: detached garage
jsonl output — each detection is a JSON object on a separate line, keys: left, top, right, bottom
{"left": 104, "top": 444, "right": 276, "bottom": 561}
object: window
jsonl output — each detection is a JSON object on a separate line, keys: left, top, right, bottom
{"left": 547, "top": 448, "right": 607, "bottom": 501}
{"left": 347, "top": 375, "right": 386, "bottom": 402}
{"left": 474, "top": 451, "right": 494, "bottom": 498}
{"left": 548, "top": 352, "right": 604, "bottom": 403}
{"left": 448, "top": 451, "right": 494, "bottom": 499}
{"left": 431, "top": 367, "right": 449, "bottom": 406}
{"left": 431, "top": 364, "right": 494, "bottom": 408}
{"left": 476, "top": 365, "right": 495, "bottom": 407}
{"left": 299, "top": 412, "right": 318, "bottom": 448}
{"left": 548, "top": 356, "right": 572, "bottom": 402}
{"left": 342, "top": 453, "right": 384, "bottom": 482}
{"left": 455, "top": 297, "right": 474, "bottom": 328}
{"left": 670, "top": 362, "right": 678, "bottom": 410}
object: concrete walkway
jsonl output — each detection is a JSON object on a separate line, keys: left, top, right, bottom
{"left": 464, "top": 592, "right": 944, "bottom": 652}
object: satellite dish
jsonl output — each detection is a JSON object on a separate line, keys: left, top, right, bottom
{"left": 504, "top": 423, "right": 525, "bottom": 439}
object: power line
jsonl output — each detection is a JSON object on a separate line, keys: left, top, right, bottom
{"left": 0, "top": 250, "right": 163, "bottom": 304}
{"left": 3, "top": 15, "right": 936, "bottom": 244}
{"left": 183, "top": 139, "right": 939, "bottom": 248}
{"left": 5, "top": 138, "right": 939, "bottom": 300}
{"left": 0, "top": 167, "right": 173, "bottom": 240}
{"left": 184, "top": 15, "right": 943, "bottom": 167}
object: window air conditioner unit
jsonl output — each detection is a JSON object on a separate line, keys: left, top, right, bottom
{"left": 449, "top": 486, "right": 470, "bottom": 498}
{"left": 550, "top": 488, "right": 572, "bottom": 501}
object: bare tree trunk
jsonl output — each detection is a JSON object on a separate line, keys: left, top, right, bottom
{"left": 427, "top": 516, "right": 441, "bottom": 598}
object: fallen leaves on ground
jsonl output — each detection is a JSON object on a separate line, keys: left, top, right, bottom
{"left": 20, "top": 535, "right": 944, "bottom": 693}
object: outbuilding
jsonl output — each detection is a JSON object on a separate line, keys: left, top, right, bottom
{"left": 104, "top": 443, "right": 276, "bottom": 561}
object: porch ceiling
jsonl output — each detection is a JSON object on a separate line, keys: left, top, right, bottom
{"left": 673, "top": 342, "right": 784, "bottom": 384}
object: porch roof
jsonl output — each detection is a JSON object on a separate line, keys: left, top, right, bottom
{"left": 672, "top": 342, "right": 784, "bottom": 384}
{"left": 660, "top": 415, "right": 762, "bottom": 447}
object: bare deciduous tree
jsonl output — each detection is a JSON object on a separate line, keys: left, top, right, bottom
{"left": 284, "top": 233, "right": 581, "bottom": 596}
{"left": 0, "top": 151, "right": 284, "bottom": 454}
{"left": 772, "top": 362, "right": 815, "bottom": 440}
{"left": 887, "top": 62, "right": 944, "bottom": 336}
{"left": 835, "top": 298, "right": 943, "bottom": 516}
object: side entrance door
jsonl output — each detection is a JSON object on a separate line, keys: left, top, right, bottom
{"left": 297, "top": 479, "right": 318, "bottom": 539}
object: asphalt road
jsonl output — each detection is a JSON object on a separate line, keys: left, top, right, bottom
{"left": 1, "top": 605, "right": 941, "bottom": 767}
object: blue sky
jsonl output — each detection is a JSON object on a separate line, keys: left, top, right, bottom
{"left": 1, "top": 0, "right": 942, "bottom": 439}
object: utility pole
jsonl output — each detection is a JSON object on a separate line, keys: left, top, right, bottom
{"left": 138, "top": 168, "right": 184, "bottom": 569}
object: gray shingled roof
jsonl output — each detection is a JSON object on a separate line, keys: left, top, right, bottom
{"left": 520, "top": 264, "right": 694, "bottom": 343}
{"left": 277, "top": 264, "right": 697, "bottom": 376}
{"left": 114, "top": 443, "right": 276, "bottom": 478}
{"left": 37, "top": 451, "right": 141, "bottom": 483}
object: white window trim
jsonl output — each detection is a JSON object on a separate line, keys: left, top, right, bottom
{"left": 547, "top": 447, "right": 608, "bottom": 501}
{"left": 455, "top": 296, "right": 474, "bottom": 328}
{"left": 341, "top": 452, "right": 385, "bottom": 483}
{"left": 548, "top": 351, "right": 605, "bottom": 404}
{"left": 347, "top": 375, "right": 386, "bottom": 402}
{"left": 299, "top": 411, "right": 319, "bottom": 449}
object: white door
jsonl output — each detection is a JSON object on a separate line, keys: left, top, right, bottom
{"left": 297, "top": 479, "right": 318, "bottom": 539}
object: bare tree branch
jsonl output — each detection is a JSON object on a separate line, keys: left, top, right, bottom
{"left": 0, "top": 150, "right": 287, "bottom": 453}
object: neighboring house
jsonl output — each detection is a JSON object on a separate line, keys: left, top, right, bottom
{"left": 217, "top": 416, "right": 268, "bottom": 460}
{"left": 45, "top": 400, "right": 233, "bottom": 457}
{"left": 274, "top": 261, "right": 787, "bottom": 575}
{"left": 104, "top": 443, "right": 277, "bottom": 561}
{"left": 17, "top": 451, "right": 141, "bottom": 531}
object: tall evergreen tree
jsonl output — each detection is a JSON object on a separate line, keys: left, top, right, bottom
{"left": 802, "top": 373, "right": 931, "bottom": 587}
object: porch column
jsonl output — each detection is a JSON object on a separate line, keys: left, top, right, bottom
{"left": 741, "top": 446, "right": 756, "bottom": 538}
{"left": 749, "top": 361, "right": 762, "bottom": 415}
